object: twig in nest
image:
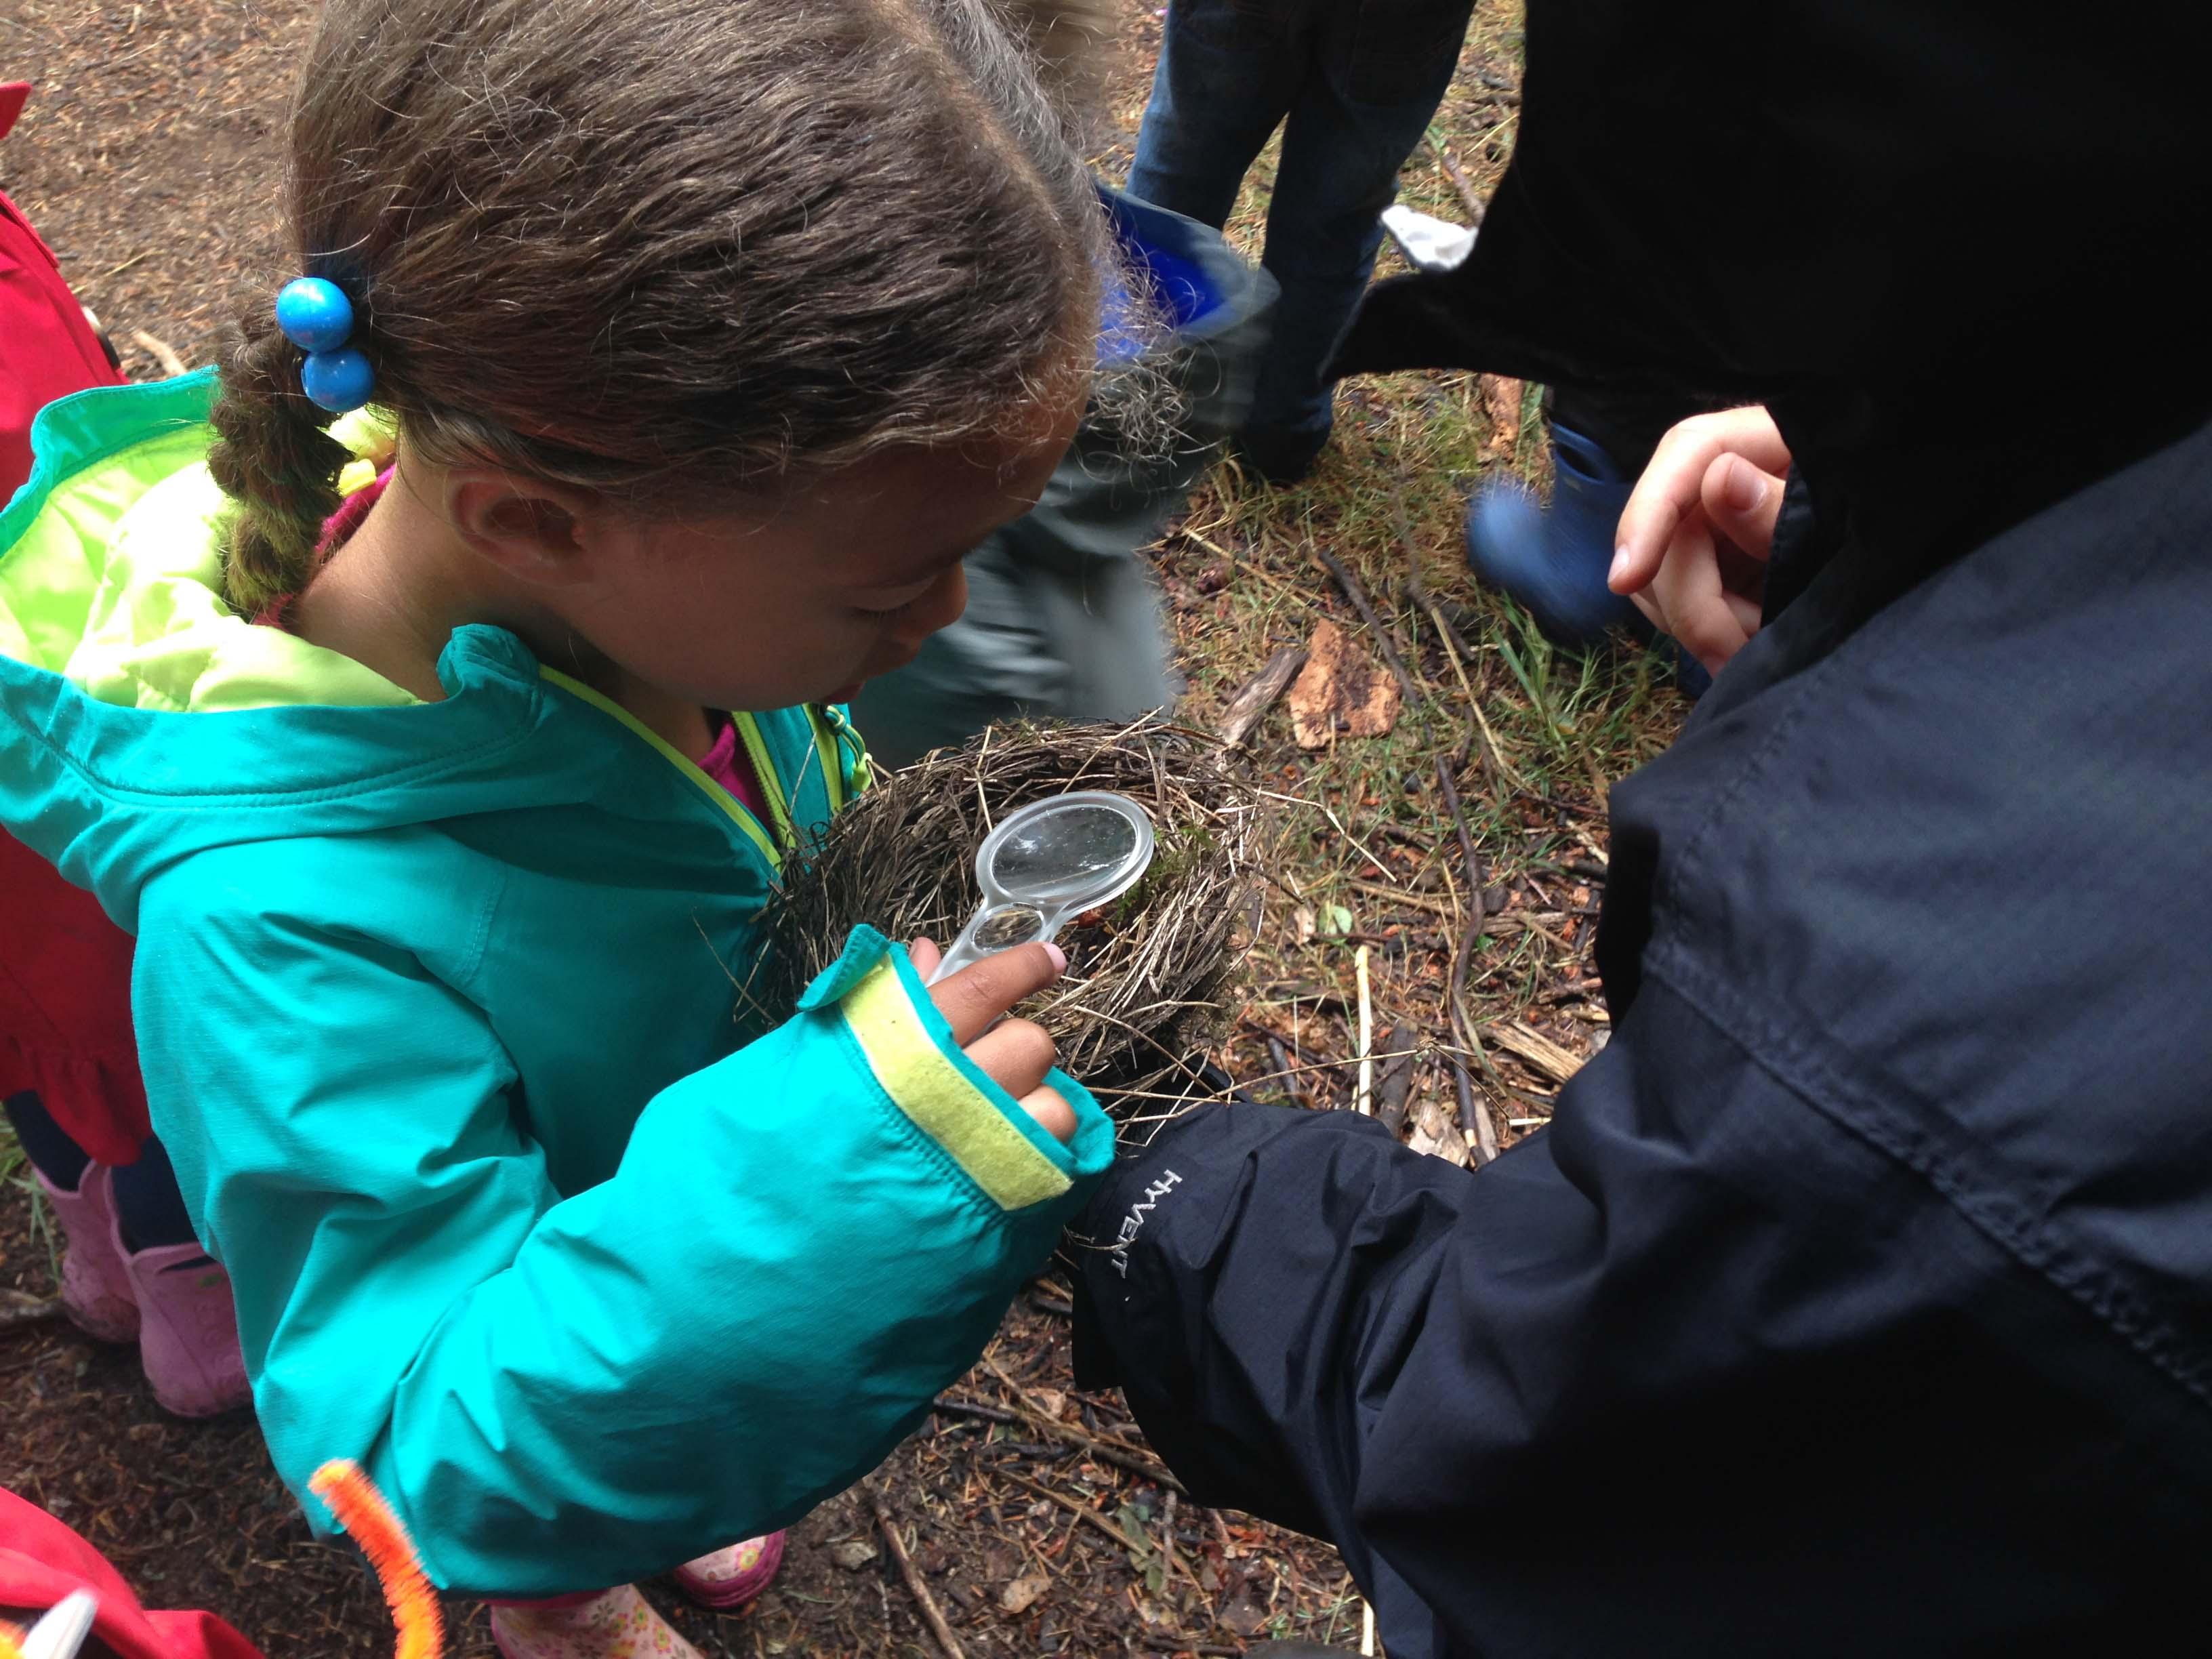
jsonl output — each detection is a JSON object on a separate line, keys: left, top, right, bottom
{"left": 1312, "top": 547, "right": 1421, "bottom": 706}
{"left": 868, "top": 1485, "right": 967, "bottom": 1659}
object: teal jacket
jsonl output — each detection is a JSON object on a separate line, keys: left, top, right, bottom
{"left": 0, "top": 373, "right": 1114, "bottom": 1595}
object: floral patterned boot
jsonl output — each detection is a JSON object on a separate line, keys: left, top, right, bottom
{"left": 489, "top": 1585, "right": 705, "bottom": 1659}
{"left": 672, "top": 1533, "right": 786, "bottom": 1610}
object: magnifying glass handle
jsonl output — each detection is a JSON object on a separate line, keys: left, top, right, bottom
{"left": 923, "top": 935, "right": 986, "bottom": 987}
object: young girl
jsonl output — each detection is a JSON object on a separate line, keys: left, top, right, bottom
{"left": 0, "top": 1, "right": 1127, "bottom": 1654}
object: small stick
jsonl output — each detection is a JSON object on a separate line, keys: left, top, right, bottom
{"left": 1354, "top": 945, "right": 1375, "bottom": 1117}
{"left": 1312, "top": 546, "right": 1421, "bottom": 706}
{"left": 1265, "top": 1033, "right": 1304, "bottom": 1105}
{"left": 0, "top": 1294, "right": 66, "bottom": 1331}
{"left": 1424, "top": 129, "right": 1488, "bottom": 224}
{"left": 1435, "top": 760, "right": 1500, "bottom": 1163}
{"left": 1395, "top": 495, "right": 1525, "bottom": 801}
{"left": 1256, "top": 788, "right": 1406, "bottom": 886}
{"left": 1362, "top": 1599, "right": 1379, "bottom": 1656}
{"left": 129, "top": 329, "right": 188, "bottom": 377}
{"left": 1000, "top": 1472, "right": 1130, "bottom": 1550}
{"left": 932, "top": 1399, "right": 1019, "bottom": 1427}
{"left": 869, "top": 1486, "right": 968, "bottom": 1659}
{"left": 981, "top": 1356, "right": 1187, "bottom": 1492}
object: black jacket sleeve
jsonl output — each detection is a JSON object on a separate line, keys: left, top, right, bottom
{"left": 1072, "top": 972, "right": 2212, "bottom": 1658}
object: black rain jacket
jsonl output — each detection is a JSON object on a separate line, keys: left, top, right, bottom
{"left": 1070, "top": 3, "right": 2212, "bottom": 1653}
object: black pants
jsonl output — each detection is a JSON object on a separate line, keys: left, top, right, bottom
{"left": 1547, "top": 382, "right": 1714, "bottom": 476}
{"left": 5, "top": 1090, "right": 198, "bottom": 1250}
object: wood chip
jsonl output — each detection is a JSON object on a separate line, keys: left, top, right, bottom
{"left": 1410, "top": 1095, "right": 1473, "bottom": 1166}
{"left": 999, "top": 1573, "right": 1050, "bottom": 1616}
{"left": 1489, "top": 1019, "right": 1586, "bottom": 1084}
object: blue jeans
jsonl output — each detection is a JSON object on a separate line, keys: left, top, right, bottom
{"left": 1126, "top": 0, "right": 1475, "bottom": 457}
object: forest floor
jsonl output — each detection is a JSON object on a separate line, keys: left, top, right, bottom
{"left": 0, "top": 0, "right": 1681, "bottom": 1652}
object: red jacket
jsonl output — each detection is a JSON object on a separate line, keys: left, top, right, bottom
{"left": 0, "top": 1487, "right": 262, "bottom": 1659}
{"left": 0, "top": 81, "right": 146, "bottom": 1164}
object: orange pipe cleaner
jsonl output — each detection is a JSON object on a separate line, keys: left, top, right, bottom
{"left": 309, "top": 1460, "right": 445, "bottom": 1659}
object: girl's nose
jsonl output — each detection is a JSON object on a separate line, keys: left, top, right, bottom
{"left": 893, "top": 563, "right": 966, "bottom": 646}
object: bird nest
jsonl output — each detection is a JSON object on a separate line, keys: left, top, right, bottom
{"left": 745, "top": 721, "right": 1265, "bottom": 1122}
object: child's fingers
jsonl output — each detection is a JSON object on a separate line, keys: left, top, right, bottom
{"left": 1648, "top": 516, "right": 1754, "bottom": 675}
{"left": 1014, "top": 1084, "right": 1078, "bottom": 1144}
{"left": 962, "top": 1017, "right": 1057, "bottom": 1103}
{"left": 907, "top": 936, "right": 942, "bottom": 977}
{"left": 1611, "top": 406, "right": 1791, "bottom": 594}
{"left": 927, "top": 940, "right": 1067, "bottom": 1044}
{"left": 1698, "top": 453, "right": 1786, "bottom": 562}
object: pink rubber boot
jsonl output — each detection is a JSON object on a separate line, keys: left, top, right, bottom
{"left": 35, "top": 1165, "right": 140, "bottom": 1343}
{"left": 672, "top": 1534, "right": 785, "bottom": 1610}
{"left": 122, "top": 1238, "right": 250, "bottom": 1418}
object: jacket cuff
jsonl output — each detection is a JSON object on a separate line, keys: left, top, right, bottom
{"left": 800, "top": 926, "right": 1113, "bottom": 1212}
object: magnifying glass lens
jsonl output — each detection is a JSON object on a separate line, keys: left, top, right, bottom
{"left": 972, "top": 903, "right": 1048, "bottom": 949}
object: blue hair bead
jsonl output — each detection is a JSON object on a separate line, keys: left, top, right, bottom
{"left": 301, "top": 347, "right": 375, "bottom": 414}
{"left": 275, "top": 277, "right": 355, "bottom": 354}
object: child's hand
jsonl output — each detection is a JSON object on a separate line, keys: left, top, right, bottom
{"left": 1608, "top": 405, "right": 1792, "bottom": 678}
{"left": 907, "top": 937, "right": 1078, "bottom": 1143}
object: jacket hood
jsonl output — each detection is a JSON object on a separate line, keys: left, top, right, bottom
{"left": 1, "top": 373, "right": 823, "bottom": 929}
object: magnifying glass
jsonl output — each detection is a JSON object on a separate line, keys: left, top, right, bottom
{"left": 923, "top": 790, "right": 1156, "bottom": 986}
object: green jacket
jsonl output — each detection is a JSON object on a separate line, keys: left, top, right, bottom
{"left": 0, "top": 373, "right": 1113, "bottom": 1595}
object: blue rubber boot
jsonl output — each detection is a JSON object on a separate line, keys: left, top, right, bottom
{"left": 1465, "top": 418, "right": 1649, "bottom": 648}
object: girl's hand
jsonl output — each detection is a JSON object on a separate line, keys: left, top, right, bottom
{"left": 1607, "top": 405, "right": 1792, "bottom": 677}
{"left": 907, "top": 937, "right": 1078, "bottom": 1143}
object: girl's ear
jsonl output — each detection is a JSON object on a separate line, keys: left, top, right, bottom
{"left": 444, "top": 468, "right": 607, "bottom": 588}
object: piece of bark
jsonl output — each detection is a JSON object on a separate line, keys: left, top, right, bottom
{"left": 1288, "top": 619, "right": 1401, "bottom": 748}
{"left": 1313, "top": 548, "right": 1422, "bottom": 705}
{"left": 1216, "top": 645, "right": 1307, "bottom": 749}
{"left": 1408, "top": 1095, "right": 1472, "bottom": 1166}
{"left": 1479, "top": 375, "right": 1524, "bottom": 457}
{"left": 1372, "top": 1025, "right": 1420, "bottom": 1136}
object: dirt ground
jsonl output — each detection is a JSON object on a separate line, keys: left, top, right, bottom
{"left": 1, "top": 1, "right": 1666, "bottom": 1654}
